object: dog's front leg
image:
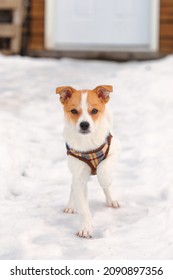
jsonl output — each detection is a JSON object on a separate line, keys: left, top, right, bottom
{"left": 72, "top": 175, "right": 93, "bottom": 238}
{"left": 68, "top": 157, "right": 93, "bottom": 238}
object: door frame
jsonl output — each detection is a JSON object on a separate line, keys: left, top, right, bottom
{"left": 45, "top": 0, "right": 160, "bottom": 52}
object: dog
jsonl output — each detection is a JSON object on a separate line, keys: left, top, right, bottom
{"left": 56, "top": 85, "right": 120, "bottom": 238}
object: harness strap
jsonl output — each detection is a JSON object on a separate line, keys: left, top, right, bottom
{"left": 66, "top": 133, "right": 112, "bottom": 175}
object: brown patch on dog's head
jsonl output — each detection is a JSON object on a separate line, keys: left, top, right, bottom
{"left": 87, "top": 85, "right": 113, "bottom": 122}
{"left": 56, "top": 86, "right": 82, "bottom": 123}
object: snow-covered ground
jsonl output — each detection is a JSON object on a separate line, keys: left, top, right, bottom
{"left": 0, "top": 54, "right": 173, "bottom": 260}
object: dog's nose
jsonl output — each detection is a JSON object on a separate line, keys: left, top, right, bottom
{"left": 80, "top": 121, "right": 90, "bottom": 131}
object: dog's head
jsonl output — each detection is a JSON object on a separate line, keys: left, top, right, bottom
{"left": 56, "top": 85, "right": 113, "bottom": 135}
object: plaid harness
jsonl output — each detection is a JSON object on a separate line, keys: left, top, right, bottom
{"left": 66, "top": 134, "right": 112, "bottom": 175}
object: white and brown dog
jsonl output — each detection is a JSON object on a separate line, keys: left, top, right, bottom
{"left": 56, "top": 85, "right": 119, "bottom": 238}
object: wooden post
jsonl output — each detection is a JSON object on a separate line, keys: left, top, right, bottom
{"left": 0, "top": 0, "right": 24, "bottom": 54}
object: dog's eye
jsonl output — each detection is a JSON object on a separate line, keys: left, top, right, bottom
{"left": 91, "top": 108, "right": 98, "bottom": 114}
{"left": 71, "top": 109, "right": 78, "bottom": 114}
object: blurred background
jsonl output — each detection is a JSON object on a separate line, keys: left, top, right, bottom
{"left": 0, "top": 0, "right": 172, "bottom": 60}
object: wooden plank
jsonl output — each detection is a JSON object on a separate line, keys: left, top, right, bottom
{"left": 160, "top": 18, "right": 173, "bottom": 23}
{"left": 30, "top": 9, "right": 44, "bottom": 19}
{"left": 160, "top": 16, "right": 173, "bottom": 22}
{"left": 160, "top": 23, "right": 173, "bottom": 36}
{"left": 31, "top": 0, "right": 45, "bottom": 8}
{"left": 160, "top": 45, "right": 173, "bottom": 51}
{"left": 160, "top": 0, "right": 173, "bottom": 4}
{"left": 0, "top": 0, "right": 21, "bottom": 9}
{"left": 160, "top": 38, "right": 173, "bottom": 44}
{"left": 28, "top": 35, "right": 44, "bottom": 49}
{"left": 30, "top": 36, "right": 44, "bottom": 42}
{"left": 30, "top": 0, "right": 44, "bottom": 18}
{"left": 160, "top": 0, "right": 173, "bottom": 53}
{"left": 160, "top": 6, "right": 173, "bottom": 19}
{"left": 28, "top": 44, "right": 44, "bottom": 50}
{"left": 160, "top": 5, "right": 173, "bottom": 14}
{"left": 30, "top": 19, "right": 44, "bottom": 34}
{"left": 27, "top": 0, "right": 45, "bottom": 51}
{"left": 0, "top": 24, "right": 16, "bottom": 37}
{"left": 28, "top": 42, "right": 44, "bottom": 49}
{"left": 28, "top": 41, "right": 44, "bottom": 51}
{"left": 160, "top": 45, "right": 173, "bottom": 52}
{"left": 31, "top": 2, "right": 44, "bottom": 11}
{"left": 160, "top": 17, "right": 173, "bottom": 22}
{"left": 161, "top": 3, "right": 173, "bottom": 7}
{"left": 160, "top": 15, "right": 173, "bottom": 21}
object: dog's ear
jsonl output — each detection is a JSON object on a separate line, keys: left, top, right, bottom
{"left": 56, "top": 86, "right": 76, "bottom": 104}
{"left": 93, "top": 85, "right": 113, "bottom": 103}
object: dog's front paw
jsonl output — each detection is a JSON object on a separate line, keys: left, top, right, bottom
{"left": 64, "top": 207, "right": 77, "bottom": 214}
{"left": 76, "top": 229, "right": 92, "bottom": 239}
{"left": 107, "top": 199, "right": 120, "bottom": 208}
{"left": 76, "top": 223, "right": 93, "bottom": 239}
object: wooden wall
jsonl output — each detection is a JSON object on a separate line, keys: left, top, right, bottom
{"left": 28, "top": 0, "right": 44, "bottom": 50}
{"left": 160, "top": 0, "right": 173, "bottom": 53}
{"left": 27, "top": 0, "right": 173, "bottom": 54}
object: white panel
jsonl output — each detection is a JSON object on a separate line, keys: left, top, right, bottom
{"left": 55, "top": 0, "right": 150, "bottom": 46}
{"left": 45, "top": 0, "right": 160, "bottom": 51}
{"left": 114, "top": 0, "right": 135, "bottom": 16}
{"left": 75, "top": 0, "right": 94, "bottom": 17}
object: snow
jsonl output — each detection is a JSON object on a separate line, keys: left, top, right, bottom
{"left": 0, "top": 54, "right": 173, "bottom": 260}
